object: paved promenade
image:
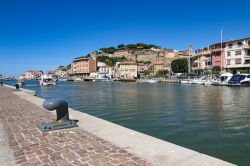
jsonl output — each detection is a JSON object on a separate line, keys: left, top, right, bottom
{"left": 0, "top": 86, "right": 150, "bottom": 166}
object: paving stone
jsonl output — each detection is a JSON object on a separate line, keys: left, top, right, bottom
{"left": 0, "top": 86, "right": 151, "bottom": 166}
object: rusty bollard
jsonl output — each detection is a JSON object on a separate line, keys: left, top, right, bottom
{"left": 37, "top": 100, "right": 78, "bottom": 132}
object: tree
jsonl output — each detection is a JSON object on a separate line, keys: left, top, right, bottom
{"left": 155, "top": 69, "right": 169, "bottom": 77}
{"left": 117, "top": 44, "right": 125, "bottom": 49}
{"left": 126, "top": 44, "right": 137, "bottom": 49}
{"left": 171, "top": 58, "right": 188, "bottom": 73}
{"left": 99, "top": 47, "right": 116, "bottom": 54}
{"left": 97, "top": 55, "right": 127, "bottom": 67}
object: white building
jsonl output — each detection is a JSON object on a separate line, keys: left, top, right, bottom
{"left": 224, "top": 37, "right": 250, "bottom": 73}
{"left": 55, "top": 69, "right": 67, "bottom": 78}
{"left": 98, "top": 66, "right": 113, "bottom": 78}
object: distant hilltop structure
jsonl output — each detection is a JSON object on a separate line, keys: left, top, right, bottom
{"left": 89, "top": 43, "right": 188, "bottom": 65}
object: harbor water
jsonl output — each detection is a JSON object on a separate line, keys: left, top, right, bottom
{"left": 4, "top": 80, "right": 250, "bottom": 165}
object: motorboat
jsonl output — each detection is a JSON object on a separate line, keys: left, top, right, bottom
{"left": 73, "top": 77, "right": 83, "bottom": 82}
{"left": 220, "top": 73, "right": 233, "bottom": 85}
{"left": 58, "top": 78, "right": 68, "bottom": 81}
{"left": 147, "top": 79, "right": 160, "bottom": 83}
{"left": 227, "top": 74, "right": 250, "bottom": 86}
{"left": 84, "top": 73, "right": 111, "bottom": 82}
{"left": 38, "top": 75, "right": 56, "bottom": 86}
{"left": 137, "top": 79, "right": 160, "bottom": 83}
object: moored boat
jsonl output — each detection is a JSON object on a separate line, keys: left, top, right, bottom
{"left": 227, "top": 74, "right": 250, "bottom": 86}
{"left": 38, "top": 75, "right": 56, "bottom": 86}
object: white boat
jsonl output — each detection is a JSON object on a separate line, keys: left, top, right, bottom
{"left": 137, "top": 79, "right": 159, "bottom": 83}
{"left": 73, "top": 77, "right": 83, "bottom": 82}
{"left": 220, "top": 73, "right": 233, "bottom": 85}
{"left": 39, "top": 75, "right": 56, "bottom": 86}
{"left": 147, "top": 79, "right": 160, "bottom": 83}
{"left": 84, "top": 73, "right": 111, "bottom": 82}
{"left": 58, "top": 78, "right": 68, "bottom": 81}
{"left": 181, "top": 79, "right": 193, "bottom": 84}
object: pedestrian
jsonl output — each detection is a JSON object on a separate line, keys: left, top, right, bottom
{"left": 15, "top": 83, "right": 19, "bottom": 90}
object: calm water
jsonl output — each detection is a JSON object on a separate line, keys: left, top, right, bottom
{"left": 4, "top": 80, "right": 250, "bottom": 165}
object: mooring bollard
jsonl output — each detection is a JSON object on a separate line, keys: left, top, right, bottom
{"left": 37, "top": 99, "right": 78, "bottom": 132}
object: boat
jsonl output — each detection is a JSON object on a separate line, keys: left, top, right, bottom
{"left": 220, "top": 73, "right": 233, "bottom": 85}
{"left": 181, "top": 79, "right": 193, "bottom": 84}
{"left": 84, "top": 73, "right": 111, "bottom": 82}
{"left": 84, "top": 77, "right": 110, "bottom": 82}
{"left": 38, "top": 75, "right": 56, "bottom": 86}
{"left": 147, "top": 79, "right": 160, "bottom": 83}
{"left": 137, "top": 79, "right": 159, "bottom": 83}
{"left": 73, "top": 77, "right": 83, "bottom": 82}
{"left": 227, "top": 74, "right": 250, "bottom": 86}
{"left": 58, "top": 78, "right": 68, "bottom": 81}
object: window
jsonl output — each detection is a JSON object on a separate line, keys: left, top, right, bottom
{"left": 227, "top": 52, "right": 231, "bottom": 56}
{"left": 235, "top": 50, "right": 241, "bottom": 55}
{"left": 248, "top": 40, "right": 250, "bottom": 46}
{"left": 245, "top": 60, "right": 250, "bottom": 64}
{"left": 238, "top": 42, "right": 242, "bottom": 47}
{"left": 235, "top": 59, "right": 241, "bottom": 64}
{"left": 205, "top": 60, "right": 211, "bottom": 66}
{"left": 248, "top": 50, "right": 250, "bottom": 56}
{"left": 227, "top": 60, "right": 231, "bottom": 65}
{"left": 228, "top": 43, "right": 233, "bottom": 48}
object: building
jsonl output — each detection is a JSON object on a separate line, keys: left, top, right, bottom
{"left": 55, "top": 69, "right": 67, "bottom": 78}
{"left": 117, "top": 61, "right": 138, "bottom": 79}
{"left": 152, "top": 62, "right": 164, "bottom": 75}
{"left": 210, "top": 42, "right": 225, "bottom": 71}
{"left": 21, "top": 70, "right": 43, "bottom": 80}
{"left": 224, "top": 37, "right": 250, "bottom": 73}
{"left": 72, "top": 57, "right": 97, "bottom": 77}
{"left": 98, "top": 66, "right": 113, "bottom": 78}
{"left": 192, "top": 47, "right": 212, "bottom": 75}
{"left": 137, "top": 63, "right": 148, "bottom": 77}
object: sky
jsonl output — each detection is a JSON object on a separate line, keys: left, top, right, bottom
{"left": 1, "top": 0, "right": 250, "bottom": 77}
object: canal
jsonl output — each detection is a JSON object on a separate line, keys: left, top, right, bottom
{"left": 4, "top": 80, "right": 250, "bottom": 165}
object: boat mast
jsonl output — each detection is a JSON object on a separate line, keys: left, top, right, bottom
{"left": 188, "top": 43, "right": 192, "bottom": 74}
{"left": 220, "top": 29, "right": 223, "bottom": 73}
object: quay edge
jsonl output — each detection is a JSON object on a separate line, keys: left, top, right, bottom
{"left": 10, "top": 86, "right": 235, "bottom": 166}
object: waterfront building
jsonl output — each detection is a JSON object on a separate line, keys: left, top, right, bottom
{"left": 192, "top": 47, "right": 212, "bottom": 75}
{"left": 72, "top": 57, "right": 97, "bottom": 77}
{"left": 55, "top": 68, "right": 67, "bottom": 78}
{"left": 224, "top": 37, "right": 250, "bottom": 73}
{"left": 137, "top": 63, "right": 148, "bottom": 77}
{"left": 98, "top": 65, "right": 113, "bottom": 78}
{"left": 117, "top": 61, "right": 138, "bottom": 79}
{"left": 21, "top": 70, "right": 43, "bottom": 80}
{"left": 152, "top": 62, "right": 164, "bottom": 75}
{"left": 210, "top": 42, "right": 225, "bottom": 72}
{"left": 66, "top": 64, "right": 73, "bottom": 76}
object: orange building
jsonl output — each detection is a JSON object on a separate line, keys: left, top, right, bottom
{"left": 210, "top": 43, "right": 225, "bottom": 71}
{"left": 72, "top": 57, "right": 97, "bottom": 77}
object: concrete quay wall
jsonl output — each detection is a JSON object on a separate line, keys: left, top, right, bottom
{"left": 9, "top": 85, "right": 234, "bottom": 166}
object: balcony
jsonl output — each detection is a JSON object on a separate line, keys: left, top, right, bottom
{"left": 243, "top": 44, "right": 250, "bottom": 49}
{"left": 245, "top": 54, "right": 250, "bottom": 59}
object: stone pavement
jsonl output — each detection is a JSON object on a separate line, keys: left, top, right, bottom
{"left": 0, "top": 86, "right": 151, "bottom": 166}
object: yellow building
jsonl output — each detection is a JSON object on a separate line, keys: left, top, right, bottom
{"left": 117, "top": 61, "right": 138, "bottom": 79}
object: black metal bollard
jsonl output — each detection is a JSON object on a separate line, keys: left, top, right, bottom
{"left": 43, "top": 100, "right": 69, "bottom": 121}
{"left": 37, "top": 99, "right": 78, "bottom": 132}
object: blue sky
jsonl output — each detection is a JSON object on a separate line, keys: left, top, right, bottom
{"left": 1, "top": 0, "right": 250, "bottom": 77}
